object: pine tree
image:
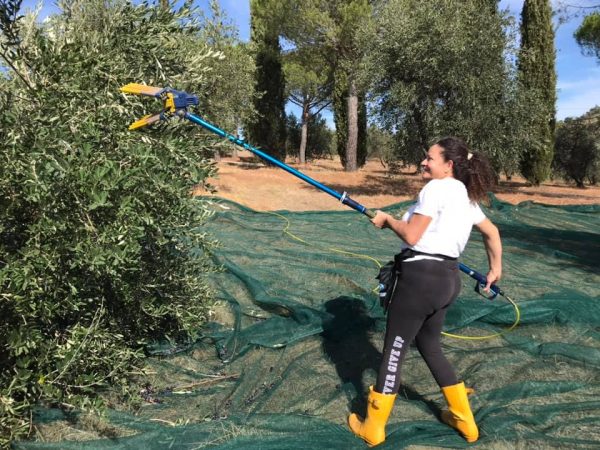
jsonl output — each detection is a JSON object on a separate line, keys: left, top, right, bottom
{"left": 245, "top": 0, "right": 287, "bottom": 161}
{"left": 329, "top": 0, "right": 371, "bottom": 171}
{"left": 518, "top": 0, "right": 557, "bottom": 185}
{"left": 575, "top": 12, "right": 600, "bottom": 62}
{"left": 334, "top": 82, "right": 367, "bottom": 170}
{"left": 274, "top": 0, "right": 371, "bottom": 171}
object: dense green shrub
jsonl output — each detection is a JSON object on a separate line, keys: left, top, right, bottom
{"left": 0, "top": 0, "right": 227, "bottom": 444}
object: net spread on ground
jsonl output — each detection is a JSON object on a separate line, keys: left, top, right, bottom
{"left": 19, "top": 196, "right": 600, "bottom": 449}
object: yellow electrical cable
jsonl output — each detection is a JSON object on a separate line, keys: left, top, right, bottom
{"left": 441, "top": 294, "right": 520, "bottom": 340}
{"left": 259, "top": 210, "right": 520, "bottom": 341}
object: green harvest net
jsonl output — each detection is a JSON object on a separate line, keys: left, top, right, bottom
{"left": 17, "top": 196, "right": 600, "bottom": 449}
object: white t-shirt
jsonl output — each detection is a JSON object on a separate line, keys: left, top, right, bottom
{"left": 401, "top": 177, "right": 486, "bottom": 258}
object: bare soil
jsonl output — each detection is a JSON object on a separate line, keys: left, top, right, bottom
{"left": 196, "top": 151, "right": 599, "bottom": 211}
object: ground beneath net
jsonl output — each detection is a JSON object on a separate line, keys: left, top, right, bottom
{"left": 198, "top": 151, "right": 600, "bottom": 210}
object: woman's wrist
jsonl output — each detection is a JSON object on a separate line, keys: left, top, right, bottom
{"left": 489, "top": 267, "right": 502, "bottom": 279}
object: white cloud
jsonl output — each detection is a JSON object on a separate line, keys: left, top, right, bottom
{"left": 558, "top": 69, "right": 600, "bottom": 91}
{"left": 557, "top": 76, "right": 600, "bottom": 119}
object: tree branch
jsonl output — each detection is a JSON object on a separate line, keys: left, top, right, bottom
{"left": 0, "top": 52, "right": 35, "bottom": 92}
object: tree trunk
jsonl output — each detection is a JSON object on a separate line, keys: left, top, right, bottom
{"left": 411, "top": 102, "right": 430, "bottom": 158}
{"left": 233, "top": 119, "right": 241, "bottom": 159}
{"left": 345, "top": 79, "right": 358, "bottom": 172}
{"left": 299, "top": 102, "right": 309, "bottom": 164}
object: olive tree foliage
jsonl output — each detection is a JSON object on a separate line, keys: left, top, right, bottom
{"left": 195, "top": 0, "right": 257, "bottom": 159}
{"left": 0, "top": 0, "right": 232, "bottom": 443}
{"left": 367, "top": 125, "right": 395, "bottom": 167}
{"left": 553, "top": 107, "right": 600, "bottom": 187}
{"left": 364, "top": 0, "right": 526, "bottom": 174}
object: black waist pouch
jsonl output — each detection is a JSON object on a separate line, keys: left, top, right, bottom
{"left": 376, "top": 249, "right": 456, "bottom": 312}
{"left": 376, "top": 260, "right": 400, "bottom": 313}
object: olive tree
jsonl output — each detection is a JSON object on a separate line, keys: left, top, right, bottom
{"left": 364, "top": 0, "right": 524, "bottom": 174}
{"left": 554, "top": 108, "right": 600, "bottom": 187}
{"left": 0, "top": 0, "right": 230, "bottom": 443}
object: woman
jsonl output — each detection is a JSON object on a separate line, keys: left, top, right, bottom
{"left": 349, "top": 137, "right": 502, "bottom": 446}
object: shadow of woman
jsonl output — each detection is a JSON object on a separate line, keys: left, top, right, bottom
{"left": 321, "top": 297, "right": 381, "bottom": 417}
{"left": 321, "top": 296, "right": 442, "bottom": 421}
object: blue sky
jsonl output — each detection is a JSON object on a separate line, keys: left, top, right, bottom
{"left": 18, "top": 0, "right": 600, "bottom": 121}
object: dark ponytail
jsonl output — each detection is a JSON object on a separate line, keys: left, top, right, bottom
{"left": 435, "top": 137, "right": 496, "bottom": 204}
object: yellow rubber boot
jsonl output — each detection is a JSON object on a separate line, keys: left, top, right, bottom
{"left": 348, "top": 386, "right": 396, "bottom": 446}
{"left": 441, "top": 381, "right": 479, "bottom": 443}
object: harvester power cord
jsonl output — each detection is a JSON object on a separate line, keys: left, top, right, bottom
{"left": 261, "top": 210, "right": 521, "bottom": 341}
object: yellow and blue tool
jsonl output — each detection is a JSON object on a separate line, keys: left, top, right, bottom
{"left": 120, "top": 83, "right": 506, "bottom": 300}
{"left": 121, "top": 84, "right": 200, "bottom": 129}
{"left": 121, "top": 83, "right": 375, "bottom": 218}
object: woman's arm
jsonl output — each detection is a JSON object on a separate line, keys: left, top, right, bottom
{"left": 371, "top": 211, "right": 432, "bottom": 246}
{"left": 474, "top": 218, "right": 502, "bottom": 291}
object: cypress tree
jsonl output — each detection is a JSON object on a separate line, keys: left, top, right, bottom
{"left": 517, "top": 0, "right": 557, "bottom": 185}
{"left": 246, "top": 0, "right": 287, "bottom": 161}
{"left": 333, "top": 68, "right": 348, "bottom": 168}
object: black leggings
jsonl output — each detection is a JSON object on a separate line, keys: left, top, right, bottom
{"left": 375, "top": 259, "right": 461, "bottom": 394}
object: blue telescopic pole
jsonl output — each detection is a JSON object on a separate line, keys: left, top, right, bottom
{"left": 185, "top": 112, "right": 375, "bottom": 218}
{"left": 459, "top": 263, "right": 502, "bottom": 298}
{"left": 184, "top": 111, "right": 501, "bottom": 299}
